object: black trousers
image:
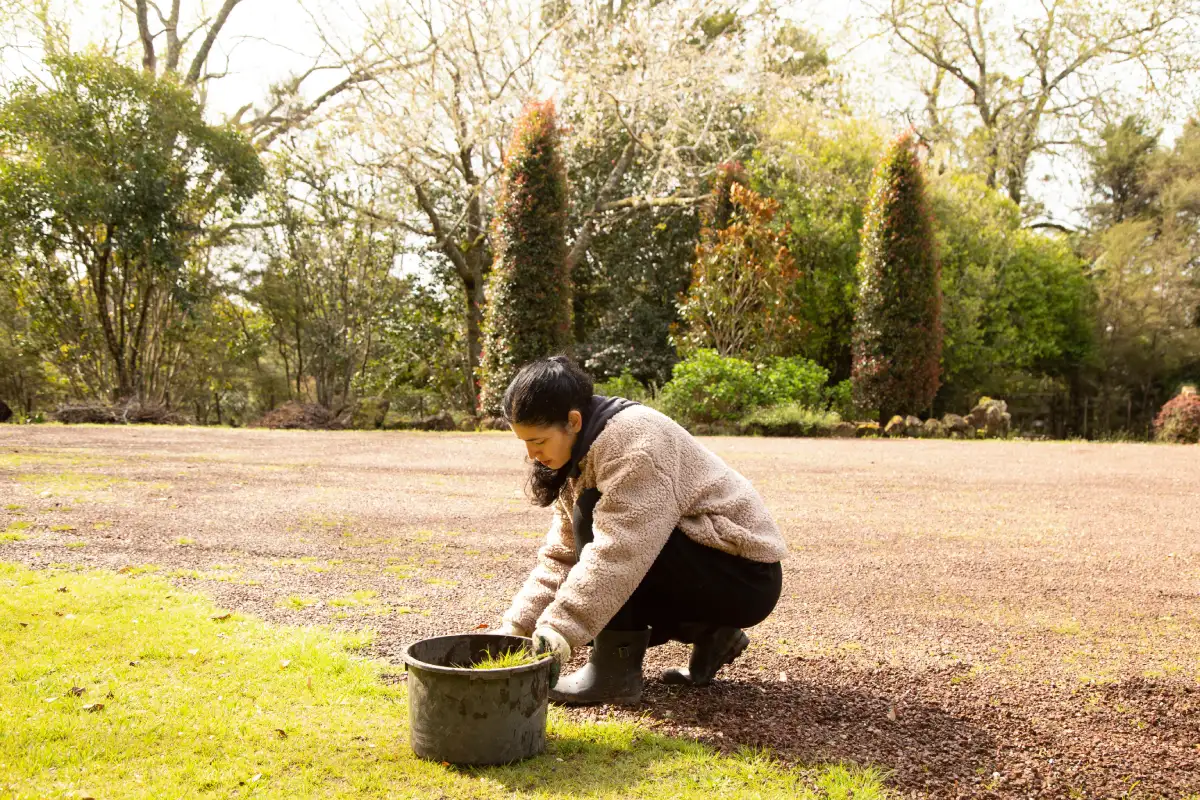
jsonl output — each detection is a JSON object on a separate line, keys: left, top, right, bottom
{"left": 573, "top": 488, "right": 783, "bottom": 647}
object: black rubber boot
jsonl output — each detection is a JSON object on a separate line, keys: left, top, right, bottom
{"left": 548, "top": 628, "right": 651, "bottom": 706}
{"left": 661, "top": 625, "right": 749, "bottom": 686}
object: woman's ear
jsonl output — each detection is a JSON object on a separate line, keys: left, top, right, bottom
{"left": 567, "top": 409, "right": 583, "bottom": 433}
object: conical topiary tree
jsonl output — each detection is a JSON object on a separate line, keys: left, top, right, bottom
{"left": 478, "top": 101, "right": 570, "bottom": 416}
{"left": 851, "top": 132, "right": 942, "bottom": 423}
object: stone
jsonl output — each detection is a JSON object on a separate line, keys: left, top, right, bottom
{"left": 905, "top": 415, "right": 925, "bottom": 437}
{"left": 831, "top": 422, "right": 858, "bottom": 438}
{"left": 967, "top": 397, "right": 1012, "bottom": 439}
{"left": 941, "top": 413, "right": 971, "bottom": 435}
{"left": 984, "top": 405, "right": 1011, "bottom": 439}
{"left": 922, "top": 418, "right": 947, "bottom": 439}
{"left": 884, "top": 415, "right": 907, "bottom": 438}
{"left": 856, "top": 422, "right": 882, "bottom": 438}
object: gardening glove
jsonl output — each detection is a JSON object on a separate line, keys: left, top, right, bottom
{"left": 532, "top": 625, "right": 571, "bottom": 688}
{"left": 497, "top": 621, "right": 531, "bottom": 638}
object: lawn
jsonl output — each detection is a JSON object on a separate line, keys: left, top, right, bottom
{"left": 0, "top": 561, "right": 888, "bottom": 799}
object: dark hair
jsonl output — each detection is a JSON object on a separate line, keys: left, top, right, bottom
{"left": 503, "top": 356, "right": 594, "bottom": 507}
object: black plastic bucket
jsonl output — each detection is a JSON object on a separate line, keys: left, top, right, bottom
{"left": 401, "top": 634, "right": 553, "bottom": 765}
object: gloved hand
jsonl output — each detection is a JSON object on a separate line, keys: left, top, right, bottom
{"left": 532, "top": 625, "right": 571, "bottom": 688}
{"left": 497, "top": 620, "right": 531, "bottom": 638}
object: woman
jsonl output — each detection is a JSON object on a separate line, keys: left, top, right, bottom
{"left": 497, "top": 356, "right": 787, "bottom": 705}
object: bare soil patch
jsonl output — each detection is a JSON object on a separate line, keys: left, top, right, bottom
{"left": 1, "top": 426, "right": 1197, "bottom": 798}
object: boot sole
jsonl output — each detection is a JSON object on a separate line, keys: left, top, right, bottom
{"left": 548, "top": 688, "right": 642, "bottom": 706}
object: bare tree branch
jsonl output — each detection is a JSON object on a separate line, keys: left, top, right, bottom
{"left": 185, "top": 0, "right": 241, "bottom": 85}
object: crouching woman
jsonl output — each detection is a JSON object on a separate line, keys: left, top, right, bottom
{"left": 497, "top": 356, "right": 787, "bottom": 705}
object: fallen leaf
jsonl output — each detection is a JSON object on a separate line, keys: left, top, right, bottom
{"left": 210, "top": 612, "right": 232, "bottom": 621}
{"left": 54, "top": 611, "right": 64, "bottom": 617}
{"left": 105, "top": 691, "right": 115, "bottom": 699}
{"left": 69, "top": 686, "right": 85, "bottom": 697}
{"left": 279, "top": 659, "right": 291, "bottom": 669}
{"left": 474, "top": 623, "right": 489, "bottom": 630}
{"left": 63, "top": 613, "right": 76, "bottom": 620}
{"left": 44, "top": 696, "right": 59, "bottom": 703}
{"left": 39, "top": 490, "right": 52, "bottom": 497}
{"left": 82, "top": 702, "right": 105, "bottom": 713}
{"left": 778, "top": 671, "right": 788, "bottom": 683}
{"left": 250, "top": 774, "right": 261, "bottom": 783}
{"left": 441, "top": 761, "right": 450, "bottom": 767}
{"left": 187, "top": 649, "right": 199, "bottom": 656}
{"left": 18, "top": 622, "right": 28, "bottom": 628}
{"left": 274, "top": 728, "right": 287, "bottom": 739}
{"left": 887, "top": 705, "right": 898, "bottom": 722}
{"left": 117, "top": 566, "right": 133, "bottom": 574}
{"left": 306, "top": 676, "right": 312, "bottom": 690}
{"left": 129, "top": 660, "right": 140, "bottom": 667}
{"left": 57, "top": 586, "right": 68, "bottom": 593}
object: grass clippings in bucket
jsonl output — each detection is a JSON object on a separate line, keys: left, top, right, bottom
{"left": 458, "top": 646, "right": 540, "bottom": 670}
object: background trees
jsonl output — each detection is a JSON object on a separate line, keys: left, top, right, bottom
{"left": 0, "top": 52, "right": 263, "bottom": 403}
{"left": 0, "top": 0, "right": 1195, "bottom": 438}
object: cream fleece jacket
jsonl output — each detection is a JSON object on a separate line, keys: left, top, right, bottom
{"left": 502, "top": 405, "right": 787, "bottom": 648}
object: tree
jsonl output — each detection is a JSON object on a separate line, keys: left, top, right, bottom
{"left": 247, "top": 157, "right": 406, "bottom": 410}
{"left": 477, "top": 101, "right": 571, "bottom": 416}
{"left": 873, "top": 0, "right": 1199, "bottom": 209}
{"left": 347, "top": 1, "right": 827, "bottom": 404}
{"left": 677, "top": 170, "right": 801, "bottom": 360}
{"left": 752, "top": 110, "right": 887, "bottom": 380}
{"left": 852, "top": 132, "right": 942, "bottom": 421}
{"left": 1085, "top": 118, "right": 1200, "bottom": 434}
{"left": 0, "top": 0, "right": 374, "bottom": 150}
{"left": 1087, "top": 116, "right": 1160, "bottom": 226}
{"left": 931, "top": 172, "right": 1095, "bottom": 424}
{"left": 0, "top": 52, "right": 264, "bottom": 402}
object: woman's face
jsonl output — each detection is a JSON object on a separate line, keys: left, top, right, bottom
{"left": 511, "top": 410, "right": 582, "bottom": 471}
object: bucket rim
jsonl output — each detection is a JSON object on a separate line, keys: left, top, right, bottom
{"left": 401, "top": 633, "right": 554, "bottom": 679}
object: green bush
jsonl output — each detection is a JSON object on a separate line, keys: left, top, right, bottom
{"left": 741, "top": 404, "right": 841, "bottom": 437}
{"left": 659, "top": 350, "right": 764, "bottom": 424}
{"left": 594, "top": 371, "right": 652, "bottom": 403}
{"left": 760, "top": 356, "right": 829, "bottom": 408}
{"left": 824, "top": 379, "right": 855, "bottom": 420}
{"left": 659, "top": 350, "right": 832, "bottom": 425}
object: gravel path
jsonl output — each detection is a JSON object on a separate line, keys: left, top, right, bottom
{"left": 2, "top": 426, "right": 1197, "bottom": 798}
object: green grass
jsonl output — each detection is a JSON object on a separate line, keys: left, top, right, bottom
{"left": 0, "top": 562, "right": 892, "bottom": 799}
{"left": 741, "top": 404, "right": 842, "bottom": 437}
{"left": 456, "top": 647, "right": 541, "bottom": 670}
{"left": 2, "top": 520, "right": 33, "bottom": 541}
{"left": 277, "top": 595, "right": 319, "bottom": 610}
{"left": 329, "top": 590, "right": 379, "bottom": 607}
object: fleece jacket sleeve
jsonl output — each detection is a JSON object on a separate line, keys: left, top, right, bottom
{"left": 536, "top": 450, "right": 681, "bottom": 648}
{"left": 502, "top": 502, "right": 577, "bottom": 634}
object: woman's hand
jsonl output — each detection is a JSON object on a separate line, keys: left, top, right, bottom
{"left": 532, "top": 625, "right": 572, "bottom": 687}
